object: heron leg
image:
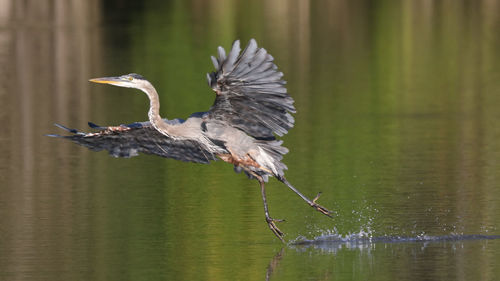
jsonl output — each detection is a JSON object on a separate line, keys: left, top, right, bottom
{"left": 279, "top": 177, "right": 333, "bottom": 218}
{"left": 257, "top": 177, "right": 285, "bottom": 242}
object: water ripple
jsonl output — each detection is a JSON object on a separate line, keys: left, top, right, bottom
{"left": 292, "top": 233, "right": 500, "bottom": 246}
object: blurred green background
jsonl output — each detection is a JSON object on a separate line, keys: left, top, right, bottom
{"left": 1, "top": 0, "right": 499, "bottom": 280}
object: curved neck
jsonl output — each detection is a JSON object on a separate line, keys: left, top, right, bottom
{"left": 140, "top": 82, "right": 177, "bottom": 137}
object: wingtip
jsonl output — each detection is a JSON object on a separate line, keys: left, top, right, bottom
{"left": 232, "top": 39, "right": 241, "bottom": 49}
{"left": 88, "top": 122, "right": 106, "bottom": 130}
{"left": 54, "top": 123, "right": 77, "bottom": 133}
{"left": 211, "top": 55, "right": 219, "bottom": 69}
{"left": 53, "top": 123, "right": 86, "bottom": 135}
{"left": 206, "top": 73, "right": 212, "bottom": 85}
{"left": 45, "top": 134, "right": 62, "bottom": 138}
{"left": 217, "top": 46, "right": 226, "bottom": 60}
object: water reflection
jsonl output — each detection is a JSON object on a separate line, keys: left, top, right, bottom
{"left": 290, "top": 239, "right": 500, "bottom": 281}
{"left": 281, "top": 236, "right": 500, "bottom": 281}
{"left": 265, "top": 248, "right": 284, "bottom": 281}
{"left": 0, "top": 1, "right": 101, "bottom": 280}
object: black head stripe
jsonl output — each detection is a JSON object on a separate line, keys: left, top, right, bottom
{"left": 128, "top": 73, "right": 145, "bottom": 80}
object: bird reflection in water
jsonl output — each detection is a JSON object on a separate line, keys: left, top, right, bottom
{"left": 265, "top": 248, "right": 284, "bottom": 281}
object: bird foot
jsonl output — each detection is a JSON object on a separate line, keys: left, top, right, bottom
{"left": 266, "top": 217, "right": 285, "bottom": 242}
{"left": 310, "top": 192, "right": 333, "bottom": 218}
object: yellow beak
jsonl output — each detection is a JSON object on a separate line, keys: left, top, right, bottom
{"left": 89, "top": 76, "right": 126, "bottom": 86}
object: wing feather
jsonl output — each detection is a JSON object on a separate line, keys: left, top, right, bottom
{"left": 49, "top": 121, "right": 216, "bottom": 164}
{"left": 207, "top": 39, "right": 295, "bottom": 139}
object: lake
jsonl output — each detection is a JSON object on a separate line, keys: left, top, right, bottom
{"left": 1, "top": 0, "right": 499, "bottom": 280}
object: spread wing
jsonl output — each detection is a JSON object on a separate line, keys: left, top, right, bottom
{"left": 48, "top": 121, "right": 216, "bottom": 164}
{"left": 206, "top": 39, "right": 295, "bottom": 139}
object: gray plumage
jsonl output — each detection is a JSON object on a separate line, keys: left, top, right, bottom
{"left": 207, "top": 39, "right": 295, "bottom": 139}
{"left": 50, "top": 120, "right": 216, "bottom": 163}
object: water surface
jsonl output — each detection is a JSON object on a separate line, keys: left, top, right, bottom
{"left": 1, "top": 1, "right": 500, "bottom": 280}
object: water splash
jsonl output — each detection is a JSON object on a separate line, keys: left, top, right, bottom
{"left": 296, "top": 199, "right": 499, "bottom": 252}
{"left": 292, "top": 232, "right": 500, "bottom": 246}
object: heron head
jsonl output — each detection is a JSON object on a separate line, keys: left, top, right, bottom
{"left": 89, "top": 73, "right": 148, "bottom": 89}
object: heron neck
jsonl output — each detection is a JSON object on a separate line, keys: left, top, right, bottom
{"left": 142, "top": 83, "right": 176, "bottom": 137}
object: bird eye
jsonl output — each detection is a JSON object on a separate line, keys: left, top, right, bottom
{"left": 128, "top": 76, "right": 133, "bottom": 81}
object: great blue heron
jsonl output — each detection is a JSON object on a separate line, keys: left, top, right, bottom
{"left": 50, "top": 39, "right": 331, "bottom": 242}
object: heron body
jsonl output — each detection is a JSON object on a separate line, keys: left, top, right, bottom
{"left": 51, "top": 39, "right": 331, "bottom": 242}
